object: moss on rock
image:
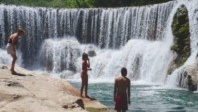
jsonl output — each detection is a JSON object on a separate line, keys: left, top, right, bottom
{"left": 169, "top": 5, "right": 191, "bottom": 74}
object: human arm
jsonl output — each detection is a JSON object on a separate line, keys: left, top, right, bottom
{"left": 87, "top": 58, "right": 92, "bottom": 70}
{"left": 114, "top": 79, "right": 117, "bottom": 102}
{"left": 128, "top": 80, "right": 131, "bottom": 104}
{"left": 8, "top": 35, "right": 17, "bottom": 52}
{"left": 87, "top": 58, "right": 90, "bottom": 67}
{"left": 11, "top": 34, "right": 19, "bottom": 45}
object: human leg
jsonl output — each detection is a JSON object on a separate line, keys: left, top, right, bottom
{"left": 84, "top": 75, "right": 89, "bottom": 98}
{"left": 80, "top": 85, "right": 84, "bottom": 97}
{"left": 80, "top": 76, "right": 85, "bottom": 97}
{"left": 10, "top": 53, "right": 17, "bottom": 74}
{"left": 85, "top": 84, "right": 88, "bottom": 98}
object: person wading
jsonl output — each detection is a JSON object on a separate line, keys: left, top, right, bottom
{"left": 114, "top": 67, "right": 131, "bottom": 112}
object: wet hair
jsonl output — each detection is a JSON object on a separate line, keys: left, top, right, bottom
{"left": 121, "top": 67, "right": 127, "bottom": 77}
{"left": 82, "top": 53, "right": 88, "bottom": 60}
{"left": 17, "top": 28, "right": 25, "bottom": 34}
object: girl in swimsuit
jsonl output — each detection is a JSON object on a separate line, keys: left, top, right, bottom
{"left": 80, "top": 53, "right": 91, "bottom": 98}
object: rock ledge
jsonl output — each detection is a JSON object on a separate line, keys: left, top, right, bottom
{"left": 0, "top": 64, "right": 108, "bottom": 112}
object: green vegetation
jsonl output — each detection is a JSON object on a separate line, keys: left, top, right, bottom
{"left": 170, "top": 5, "right": 190, "bottom": 70}
{"left": 0, "top": 0, "right": 172, "bottom": 8}
{"left": 0, "top": 0, "right": 73, "bottom": 8}
{"left": 93, "top": 0, "right": 172, "bottom": 7}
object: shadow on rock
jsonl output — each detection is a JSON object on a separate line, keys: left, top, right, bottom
{"left": 12, "top": 72, "right": 26, "bottom": 76}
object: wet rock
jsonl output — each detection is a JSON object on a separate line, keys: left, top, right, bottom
{"left": 6, "top": 81, "right": 24, "bottom": 88}
{"left": 187, "top": 75, "right": 197, "bottom": 91}
{"left": 177, "top": 64, "right": 198, "bottom": 91}
{"left": 170, "top": 4, "right": 190, "bottom": 71}
{"left": 1, "top": 66, "right": 8, "bottom": 69}
{"left": 87, "top": 50, "right": 96, "bottom": 57}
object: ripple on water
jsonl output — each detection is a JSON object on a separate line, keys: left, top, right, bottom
{"left": 69, "top": 82, "right": 198, "bottom": 112}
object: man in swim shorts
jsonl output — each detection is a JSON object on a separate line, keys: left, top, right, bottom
{"left": 6, "top": 28, "right": 25, "bottom": 74}
{"left": 114, "top": 67, "right": 131, "bottom": 112}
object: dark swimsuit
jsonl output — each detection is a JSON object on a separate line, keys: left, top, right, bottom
{"left": 81, "top": 61, "right": 89, "bottom": 85}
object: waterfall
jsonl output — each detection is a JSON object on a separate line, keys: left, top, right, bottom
{"left": 165, "top": 0, "right": 198, "bottom": 88}
{"left": 0, "top": 1, "right": 178, "bottom": 84}
{"left": 0, "top": 2, "right": 175, "bottom": 66}
{"left": 39, "top": 37, "right": 81, "bottom": 73}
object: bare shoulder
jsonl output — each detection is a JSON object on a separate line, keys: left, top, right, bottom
{"left": 115, "top": 75, "right": 122, "bottom": 80}
{"left": 10, "top": 33, "right": 17, "bottom": 38}
{"left": 115, "top": 75, "right": 121, "bottom": 82}
{"left": 126, "top": 77, "right": 131, "bottom": 83}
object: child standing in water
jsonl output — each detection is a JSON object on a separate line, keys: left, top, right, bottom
{"left": 80, "top": 53, "right": 91, "bottom": 98}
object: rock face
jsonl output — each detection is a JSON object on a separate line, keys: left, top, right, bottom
{"left": 169, "top": 5, "right": 191, "bottom": 74}
{"left": 0, "top": 64, "right": 108, "bottom": 112}
{"left": 177, "top": 63, "right": 198, "bottom": 91}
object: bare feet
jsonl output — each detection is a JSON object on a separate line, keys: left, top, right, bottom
{"left": 85, "top": 95, "right": 90, "bottom": 98}
{"left": 80, "top": 95, "right": 90, "bottom": 98}
{"left": 10, "top": 70, "right": 17, "bottom": 75}
{"left": 80, "top": 94, "right": 84, "bottom": 98}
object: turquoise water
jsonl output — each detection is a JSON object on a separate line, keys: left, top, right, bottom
{"left": 70, "top": 82, "right": 198, "bottom": 112}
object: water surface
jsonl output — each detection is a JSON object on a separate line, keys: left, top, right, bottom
{"left": 70, "top": 82, "right": 198, "bottom": 112}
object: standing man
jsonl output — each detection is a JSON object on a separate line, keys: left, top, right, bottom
{"left": 114, "top": 67, "right": 131, "bottom": 112}
{"left": 6, "top": 28, "right": 25, "bottom": 74}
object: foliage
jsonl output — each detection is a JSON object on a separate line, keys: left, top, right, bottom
{"left": 171, "top": 5, "right": 190, "bottom": 68}
{"left": 170, "top": 44, "right": 178, "bottom": 52}
{"left": 93, "top": 0, "right": 172, "bottom": 7}
{"left": 0, "top": 0, "right": 93, "bottom": 8}
{"left": 0, "top": 0, "right": 173, "bottom": 8}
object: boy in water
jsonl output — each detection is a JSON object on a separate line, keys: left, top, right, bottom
{"left": 114, "top": 67, "right": 131, "bottom": 112}
{"left": 80, "top": 53, "right": 91, "bottom": 98}
{"left": 6, "top": 28, "right": 25, "bottom": 74}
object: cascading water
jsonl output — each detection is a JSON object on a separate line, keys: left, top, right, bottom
{"left": 39, "top": 37, "right": 81, "bottom": 73}
{"left": 165, "top": 0, "right": 198, "bottom": 89}
{"left": 0, "top": 2, "right": 174, "bottom": 64}
{"left": 1, "top": 1, "right": 198, "bottom": 111}
{"left": 0, "top": 1, "right": 183, "bottom": 84}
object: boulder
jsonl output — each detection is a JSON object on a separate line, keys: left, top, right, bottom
{"left": 87, "top": 50, "right": 96, "bottom": 57}
{"left": 180, "top": 64, "right": 198, "bottom": 91}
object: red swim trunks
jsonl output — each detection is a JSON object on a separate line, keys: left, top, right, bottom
{"left": 115, "top": 93, "right": 128, "bottom": 110}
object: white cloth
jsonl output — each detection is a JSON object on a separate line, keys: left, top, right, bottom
{"left": 6, "top": 43, "right": 15, "bottom": 55}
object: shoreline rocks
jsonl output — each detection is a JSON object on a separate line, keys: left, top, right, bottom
{"left": 0, "top": 64, "right": 108, "bottom": 112}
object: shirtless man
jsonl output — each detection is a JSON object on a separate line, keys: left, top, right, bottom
{"left": 114, "top": 67, "right": 131, "bottom": 112}
{"left": 6, "top": 28, "right": 25, "bottom": 74}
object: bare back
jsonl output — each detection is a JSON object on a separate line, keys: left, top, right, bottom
{"left": 9, "top": 33, "right": 18, "bottom": 45}
{"left": 115, "top": 76, "right": 130, "bottom": 94}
